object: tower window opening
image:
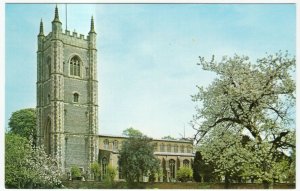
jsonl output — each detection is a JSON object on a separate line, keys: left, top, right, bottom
{"left": 73, "top": 93, "right": 79, "bottom": 103}
{"left": 70, "top": 56, "right": 81, "bottom": 77}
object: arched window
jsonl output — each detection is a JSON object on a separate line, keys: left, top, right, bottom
{"left": 70, "top": 56, "right": 81, "bottom": 77}
{"left": 169, "top": 159, "right": 176, "bottom": 179}
{"left": 73, "top": 93, "right": 79, "bottom": 103}
{"left": 180, "top": 145, "right": 185, "bottom": 153}
{"left": 160, "top": 143, "right": 165, "bottom": 152}
{"left": 174, "top": 145, "right": 178, "bottom": 153}
{"left": 104, "top": 139, "right": 109, "bottom": 150}
{"left": 167, "top": 144, "right": 171, "bottom": 152}
{"left": 183, "top": 159, "right": 190, "bottom": 167}
{"left": 187, "top": 146, "right": 192, "bottom": 153}
{"left": 102, "top": 157, "right": 108, "bottom": 177}
{"left": 113, "top": 140, "right": 118, "bottom": 150}
{"left": 153, "top": 143, "right": 158, "bottom": 152}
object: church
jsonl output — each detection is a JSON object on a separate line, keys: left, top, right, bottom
{"left": 36, "top": 6, "right": 194, "bottom": 182}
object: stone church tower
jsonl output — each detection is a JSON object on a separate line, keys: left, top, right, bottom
{"left": 36, "top": 6, "right": 98, "bottom": 174}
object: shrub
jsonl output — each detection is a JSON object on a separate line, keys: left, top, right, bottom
{"left": 176, "top": 167, "right": 193, "bottom": 182}
{"left": 103, "top": 165, "right": 117, "bottom": 187}
{"left": 71, "top": 166, "right": 81, "bottom": 179}
{"left": 90, "top": 162, "right": 101, "bottom": 181}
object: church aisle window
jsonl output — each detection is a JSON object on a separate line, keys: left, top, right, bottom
{"left": 104, "top": 139, "right": 109, "bottom": 149}
{"left": 113, "top": 140, "right": 118, "bottom": 150}
{"left": 169, "top": 159, "right": 176, "bottom": 179}
{"left": 102, "top": 157, "right": 108, "bottom": 177}
{"left": 183, "top": 159, "right": 190, "bottom": 167}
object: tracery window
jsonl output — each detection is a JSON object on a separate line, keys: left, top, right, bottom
{"left": 187, "top": 146, "right": 192, "bottom": 153}
{"left": 180, "top": 145, "right": 185, "bottom": 153}
{"left": 160, "top": 143, "right": 165, "bottom": 152}
{"left": 113, "top": 140, "right": 118, "bottom": 150}
{"left": 174, "top": 145, "right": 178, "bottom": 153}
{"left": 102, "top": 157, "right": 108, "bottom": 177}
{"left": 70, "top": 56, "right": 81, "bottom": 76}
{"left": 167, "top": 144, "right": 171, "bottom": 152}
{"left": 153, "top": 143, "right": 158, "bottom": 152}
{"left": 169, "top": 159, "right": 176, "bottom": 179}
{"left": 104, "top": 139, "right": 109, "bottom": 150}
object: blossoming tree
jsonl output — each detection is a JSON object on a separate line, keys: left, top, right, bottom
{"left": 191, "top": 52, "right": 295, "bottom": 187}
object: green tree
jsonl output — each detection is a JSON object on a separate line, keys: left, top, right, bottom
{"left": 119, "top": 128, "right": 160, "bottom": 183}
{"left": 191, "top": 52, "right": 295, "bottom": 188}
{"left": 176, "top": 167, "right": 193, "bottom": 182}
{"left": 193, "top": 151, "right": 215, "bottom": 182}
{"left": 5, "top": 133, "right": 62, "bottom": 188}
{"left": 90, "top": 162, "right": 101, "bottom": 181}
{"left": 8, "top": 108, "right": 36, "bottom": 142}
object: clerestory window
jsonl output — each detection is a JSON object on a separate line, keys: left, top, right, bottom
{"left": 70, "top": 56, "right": 81, "bottom": 77}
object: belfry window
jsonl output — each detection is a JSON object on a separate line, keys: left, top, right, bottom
{"left": 70, "top": 56, "right": 81, "bottom": 77}
{"left": 73, "top": 93, "right": 79, "bottom": 103}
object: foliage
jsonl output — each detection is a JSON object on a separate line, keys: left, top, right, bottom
{"left": 119, "top": 128, "right": 160, "bottom": 183}
{"left": 122, "top": 127, "right": 143, "bottom": 138}
{"left": 103, "top": 165, "right": 117, "bottom": 186}
{"left": 71, "top": 166, "right": 82, "bottom": 179}
{"left": 191, "top": 52, "right": 296, "bottom": 185}
{"left": 5, "top": 133, "right": 62, "bottom": 188}
{"left": 90, "top": 162, "right": 101, "bottom": 181}
{"left": 176, "top": 167, "right": 193, "bottom": 182}
{"left": 193, "top": 151, "right": 215, "bottom": 182}
{"left": 8, "top": 108, "right": 36, "bottom": 142}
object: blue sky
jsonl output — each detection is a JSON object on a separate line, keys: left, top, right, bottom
{"left": 5, "top": 3, "right": 296, "bottom": 139}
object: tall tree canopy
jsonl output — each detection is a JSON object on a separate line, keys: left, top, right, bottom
{"left": 191, "top": 52, "right": 295, "bottom": 186}
{"left": 119, "top": 128, "right": 160, "bottom": 183}
{"left": 8, "top": 108, "right": 36, "bottom": 141}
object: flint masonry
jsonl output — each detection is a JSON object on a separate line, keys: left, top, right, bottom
{"left": 36, "top": 6, "right": 98, "bottom": 174}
